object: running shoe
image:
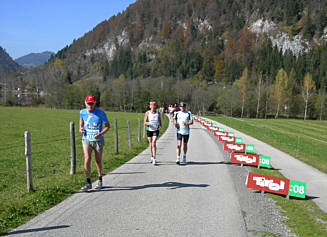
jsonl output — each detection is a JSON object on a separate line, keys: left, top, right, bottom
{"left": 150, "top": 157, "right": 154, "bottom": 163}
{"left": 176, "top": 157, "right": 180, "bottom": 164}
{"left": 95, "top": 180, "right": 103, "bottom": 190}
{"left": 80, "top": 182, "right": 92, "bottom": 192}
{"left": 182, "top": 155, "right": 187, "bottom": 164}
{"left": 152, "top": 158, "right": 157, "bottom": 165}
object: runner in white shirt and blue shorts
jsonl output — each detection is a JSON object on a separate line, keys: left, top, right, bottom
{"left": 173, "top": 102, "right": 193, "bottom": 165}
{"left": 144, "top": 101, "right": 162, "bottom": 165}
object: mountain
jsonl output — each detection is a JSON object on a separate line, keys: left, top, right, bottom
{"left": 39, "top": 0, "right": 326, "bottom": 82}
{"left": 15, "top": 51, "right": 54, "bottom": 68}
{"left": 21, "top": 0, "right": 327, "bottom": 119}
{"left": 24, "top": 0, "right": 327, "bottom": 88}
{"left": 0, "top": 46, "right": 21, "bottom": 76}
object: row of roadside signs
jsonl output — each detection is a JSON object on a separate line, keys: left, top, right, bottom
{"left": 193, "top": 116, "right": 306, "bottom": 199}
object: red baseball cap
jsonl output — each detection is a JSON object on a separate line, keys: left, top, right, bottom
{"left": 85, "top": 95, "right": 95, "bottom": 103}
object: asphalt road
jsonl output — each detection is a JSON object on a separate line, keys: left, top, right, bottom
{"left": 7, "top": 120, "right": 248, "bottom": 237}
{"left": 206, "top": 118, "right": 327, "bottom": 213}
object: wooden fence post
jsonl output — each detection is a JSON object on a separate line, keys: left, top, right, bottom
{"left": 24, "top": 131, "right": 33, "bottom": 192}
{"left": 137, "top": 117, "right": 141, "bottom": 142}
{"left": 143, "top": 121, "right": 146, "bottom": 139}
{"left": 160, "top": 110, "right": 164, "bottom": 125}
{"left": 69, "top": 122, "right": 76, "bottom": 175}
{"left": 115, "top": 119, "right": 118, "bottom": 153}
{"left": 127, "top": 120, "right": 131, "bottom": 148}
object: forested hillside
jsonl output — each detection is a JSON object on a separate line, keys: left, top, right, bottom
{"left": 3, "top": 0, "right": 327, "bottom": 119}
{"left": 0, "top": 47, "right": 21, "bottom": 76}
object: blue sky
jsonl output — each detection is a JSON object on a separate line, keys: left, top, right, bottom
{"left": 0, "top": 0, "right": 136, "bottom": 59}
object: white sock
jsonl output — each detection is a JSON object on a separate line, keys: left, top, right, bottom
{"left": 177, "top": 156, "right": 180, "bottom": 160}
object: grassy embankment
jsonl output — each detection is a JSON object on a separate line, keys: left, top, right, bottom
{"left": 207, "top": 116, "right": 327, "bottom": 237}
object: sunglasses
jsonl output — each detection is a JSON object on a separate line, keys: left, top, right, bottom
{"left": 87, "top": 102, "right": 95, "bottom": 106}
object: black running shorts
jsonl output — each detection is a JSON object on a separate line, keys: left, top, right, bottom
{"left": 177, "top": 133, "right": 189, "bottom": 143}
{"left": 147, "top": 130, "right": 159, "bottom": 137}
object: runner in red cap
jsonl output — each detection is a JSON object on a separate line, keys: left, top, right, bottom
{"left": 144, "top": 101, "right": 162, "bottom": 165}
{"left": 79, "top": 95, "right": 110, "bottom": 191}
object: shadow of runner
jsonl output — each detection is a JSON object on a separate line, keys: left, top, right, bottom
{"left": 187, "top": 161, "right": 228, "bottom": 165}
{"left": 88, "top": 182, "right": 209, "bottom": 193}
{"left": 5, "top": 225, "right": 70, "bottom": 236}
{"left": 142, "top": 161, "right": 234, "bottom": 166}
{"left": 109, "top": 172, "right": 146, "bottom": 175}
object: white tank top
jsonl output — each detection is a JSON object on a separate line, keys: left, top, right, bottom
{"left": 147, "top": 110, "right": 159, "bottom": 131}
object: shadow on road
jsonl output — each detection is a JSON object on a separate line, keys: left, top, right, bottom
{"left": 109, "top": 172, "right": 145, "bottom": 175}
{"left": 227, "top": 163, "right": 282, "bottom": 170}
{"left": 5, "top": 225, "right": 70, "bottom": 236}
{"left": 187, "top": 161, "right": 228, "bottom": 165}
{"left": 153, "top": 161, "right": 230, "bottom": 166}
{"left": 124, "top": 161, "right": 234, "bottom": 166}
{"left": 88, "top": 182, "right": 209, "bottom": 193}
{"left": 125, "top": 162, "right": 150, "bottom": 165}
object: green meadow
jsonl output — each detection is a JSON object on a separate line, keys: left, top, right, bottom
{"left": 0, "top": 107, "right": 168, "bottom": 234}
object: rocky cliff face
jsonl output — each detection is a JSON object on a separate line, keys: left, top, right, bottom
{"left": 249, "top": 19, "right": 311, "bottom": 57}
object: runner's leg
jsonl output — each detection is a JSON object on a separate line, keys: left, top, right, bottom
{"left": 94, "top": 148, "right": 103, "bottom": 177}
{"left": 83, "top": 144, "right": 92, "bottom": 179}
{"left": 152, "top": 135, "right": 158, "bottom": 158}
{"left": 177, "top": 139, "right": 182, "bottom": 157}
{"left": 183, "top": 140, "right": 188, "bottom": 155}
{"left": 182, "top": 135, "right": 189, "bottom": 164}
{"left": 147, "top": 136, "right": 153, "bottom": 157}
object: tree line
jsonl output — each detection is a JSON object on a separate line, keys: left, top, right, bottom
{"left": 1, "top": 0, "right": 327, "bottom": 120}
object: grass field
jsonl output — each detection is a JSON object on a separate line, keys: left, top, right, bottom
{"left": 208, "top": 116, "right": 327, "bottom": 174}
{"left": 0, "top": 107, "right": 168, "bottom": 235}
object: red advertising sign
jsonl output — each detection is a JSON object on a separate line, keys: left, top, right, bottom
{"left": 246, "top": 172, "right": 290, "bottom": 196}
{"left": 218, "top": 135, "right": 235, "bottom": 143}
{"left": 203, "top": 122, "right": 211, "bottom": 127}
{"left": 231, "top": 153, "right": 259, "bottom": 166}
{"left": 214, "top": 131, "right": 228, "bottom": 137}
{"left": 223, "top": 143, "right": 245, "bottom": 152}
{"left": 210, "top": 127, "right": 219, "bottom": 132}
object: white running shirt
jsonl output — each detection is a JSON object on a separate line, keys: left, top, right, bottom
{"left": 147, "top": 110, "right": 160, "bottom": 131}
{"left": 174, "top": 110, "right": 193, "bottom": 135}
